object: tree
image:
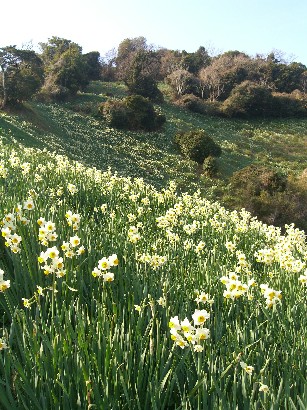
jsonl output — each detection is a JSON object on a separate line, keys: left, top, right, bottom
{"left": 83, "top": 51, "right": 102, "bottom": 81}
{"left": 115, "top": 37, "right": 162, "bottom": 101}
{"left": 101, "top": 48, "right": 117, "bottom": 81}
{"left": 39, "top": 37, "right": 89, "bottom": 100}
{"left": 123, "top": 50, "right": 162, "bottom": 101}
{"left": 300, "top": 71, "right": 307, "bottom": 94}
{"left": 199, "top": 64, "right": 225, "bottom": 100}
{"left": 100, "top": 95, "right": 166, "bottom": 131}
{"left": 199, "top": 53, "right": 251, "bottom": 101}
{"left": 166, "top": 69, "right": 198, "bottom": 97}
{"left": 180, "top": 46, "right": 211, "bottom": 74}
{"left": 159, "top": 49, "right": 183, "bottom": 79}
{"left": 115, "top": 36, "right": 150, "bottom": 81}
{"left": 116, "top": 37, "right": 148, "bottom": 66}
{"left": 273, "top": 62, "right": 306, "bottom": 93}
{"left": 0, "top": 46, "right": 43, "bottom": 108}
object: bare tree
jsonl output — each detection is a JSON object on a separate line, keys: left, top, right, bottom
{"left": 166, "top": 69, "right": 195, "bottom": 96}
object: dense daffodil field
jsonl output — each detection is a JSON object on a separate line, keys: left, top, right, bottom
{"left": 0, "top": 137, "right": 306, "bottom": 409}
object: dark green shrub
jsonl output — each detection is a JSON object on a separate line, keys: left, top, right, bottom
{"left": 229, "top": 165, "right": 287, "bottom": 197}
{"left": 175, "top": 129, "right": 222, "bottom": 164}
{"left": 100, "top": 95, "right": 166, "bottom": 131}
{"left": 125, "top": 95, "right": 165, "bottom": 130}
{"left": 225, "top": 164, "right": 307, "bottom": 231}
{"left": 37, "top": 82, "right": 70, "bottom": 102}
{"left": 175, "top": 94, "right": 205, "bottom": 114}
{"left": 271, "top": 92, "right": 307, "bottom": 117}
{"left": 203, "top": 156, "right": 218, "bottom": 177}
{"left": 100, "top": 99, "right": 129, "bottom": 128}
{"left": 200, "top": 101, "right": 223, "bottom": 116}
{"left": 222, "top": 81, "right": 273, "bottom": 118}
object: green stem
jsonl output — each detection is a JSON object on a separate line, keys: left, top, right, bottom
{"left": 51, "top": 270, "right": 55, "bottom": 339}
{"left": 197, "top": 353, "right": 201, "bottom": 409}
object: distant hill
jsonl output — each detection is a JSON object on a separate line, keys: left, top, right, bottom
{"left": 1, "top": 82, "right": 307, "bottom": 190}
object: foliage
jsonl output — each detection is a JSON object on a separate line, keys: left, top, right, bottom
{"left": 198, "top": 53, "right": 251, "bottom": 101}
{"left": 124, "top": 51, "right": 162, "bottom": 102}
{"left": 175, "top": 129, "right": 222, "bottom": 163}
{"left": 100, "top": 95, "right": 166, "bottom": 131}
{"left": 82, "top": 51, "right": 102, "bottom": 81}
{"left": 100, "top": 98, "right": 129, "bottom": 128}
{"left": 271, "top": 92, "right": 307, "bottom": 118}
{"left": 222, "top": 81, "right": 274, "bottom": 118}
{"left": 229, "top": 164, "right": 287, "bottom": 197}
{"left": 271, "top": 62, "right": 306, "bottom": 93}
{"left": 128, "top": 74, "right": 164, "bottom": 102}
{"left": 181, "top": 46, "right": 211, "bottom": 74}
{"left": 203, "top": 155, "right": 219, "bottom": 177}
{"left": 174, "top": 94, "right": 205, "bottom": 114}
{"left": 225, "top": 164, "right": 307, "bottom": 231}
{"left": 166, "top": 69, "right": 199, "bottom": 97}
{"left": 0, "top": 46, "right": 43, "bottom": 108}
{"left": 38, "top": 36, "right": 91, "bottom": 100}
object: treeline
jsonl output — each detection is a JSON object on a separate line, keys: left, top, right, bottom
{"left": 1, "top": 36, "right": 307, "bottom": 117}
{"left": 102, "top": 37, "right": 307, "bottom": 118}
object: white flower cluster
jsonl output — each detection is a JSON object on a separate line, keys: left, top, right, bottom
{"left": 128, "top": 226, "right": 141, "bottom": 243}
{"left": 65, "top": 210, "right": 81, "bottom": 231}
{"left": 220, "top": 272, "right": 256, "bottom": 300}
{"left": 92, "top": 254, "right": 119, "bottom": 282}
{"left": 169, "top": 309, "right": 210, "bottom": 352}
{"left": 260, "top": 284, "right": 282, "bottom": 308}
{"left": 137, "top": 253, "right": 167, "bottom": 269}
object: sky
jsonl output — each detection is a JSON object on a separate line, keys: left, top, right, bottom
{"left": 1, "top": 0, "right": 307, "bottom": 65}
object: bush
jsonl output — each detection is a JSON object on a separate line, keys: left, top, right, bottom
{"left": 100, "top": 95, "right": 166, "bottom": 131}
{"left": 175, "top": 129, "right": 222, "bottom": 164}
{"left": 36, "top": 83, "right": 70, "bottom": 102}
{"left": 224, "top": 164, "right": 303, "bottom": 229}
{"left": 203, "top": 156, "right": 219, "bottom": 177}
{"left": 271, "top": 92, "right": 307, "bottom": 118}
{"left": 175, "top": 94, "right": 205, "bottom": 114}
{"left": 222, "top": 81, "right": 273, "bottom": 118}
{"left": 228, "top": 170, "right": 307, "bottom": 232}
{"left": 229, "top": 164, "right": 287, "bottom": 197}
{"left": 100, "top": 99, "right": 129, "bottom": 128}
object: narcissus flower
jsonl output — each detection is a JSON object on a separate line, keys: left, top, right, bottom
{"left": 0, "top": 269, "right": 10, "bottom": 292}
{"left": 192, "top": 309, "right": 210, "bottom": 326}
{"left": 98, "top": 257, "right": 110, "bottom": 271}
{"left": 259, "top": 383, "right": 269, "bottom": 392}
{"left": 195, "top": 327, "right": 210, "bottom": 341}
{"left": 70, "top": 235, "right": 81, "bottom": 248}
{"left": 0, "top": 339, "right": 7, "bottom": 350}
{"left": 169, "top": 316, "right": 181, "bottom": 331}
{"left": 180, "top": 318, "right": 194, "bottom": 332}
{"left": 108, "top": 254, "right": 119, "bottom": 266}
{"left": 103, "top": 272, "right": 114, "bottom": 282}
{"left": 23, "top": 199, "right": 35, "bottom": 210}
{"left": 240, "top": 362, "right": 254, "bottom": 375}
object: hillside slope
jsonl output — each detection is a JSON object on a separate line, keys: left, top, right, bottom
{"left": 0, "top": 136, "right": 306, "bottom": 408}
{"left": 0, "top": 81, "right": 307, "bottom": 195}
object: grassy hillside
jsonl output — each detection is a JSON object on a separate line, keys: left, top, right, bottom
{"left": 1, "top": 81, "right": 307, "bottom": 197}
{"left": 0, "top": 137, "right": 306, "bottom": 408}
